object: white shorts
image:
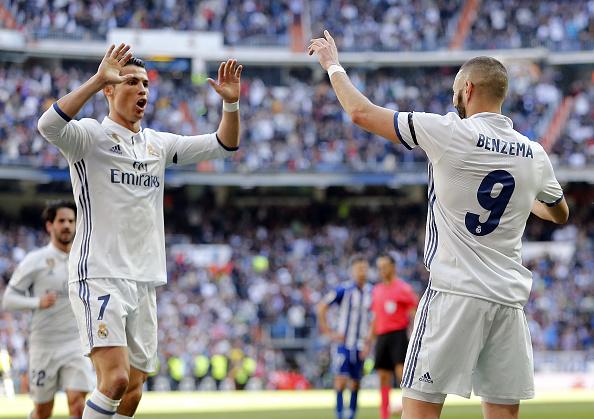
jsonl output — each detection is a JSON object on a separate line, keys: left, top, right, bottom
{"left": 401, "top": 288, "right": 534, "bottom": 404}
{"left": 29, "top": 343, "right": 94, "bottom": 403}
{"left": 69, "top": 278, "right": 158, "bottom": 373}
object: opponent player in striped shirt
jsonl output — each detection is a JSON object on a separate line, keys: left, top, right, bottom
{"left": 363, "top": 254, "right": 418, "bottom": 418}
{"left": 2, "top": 201, "right": 94, "bottom": 419}
{"left": 317, "top": 255, "right": 373, "bottom": 419}
{"left": 309, "top": 32, "right": 568, "bottom": 419}
{"left": 38, "top": 44, "right": 242, "bottom": 419}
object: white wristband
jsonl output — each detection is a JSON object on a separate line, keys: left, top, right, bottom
{"left": 327, "top": 64, "right": 346, "bottom": 78}
{"left": 223, "top": 101, "right": 239, "bottom": 112}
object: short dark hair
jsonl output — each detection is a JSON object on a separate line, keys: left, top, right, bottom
{"left": 42, "top": 200, "right": 76, "bottom": 224}
{"left": 377, "top": 253, "right": 396, "bottom": 265}
{"left": 459, "top": 56, "right": 508, "bottom": 101}
{"left": 125, "top": 56, "right": 146, "bottom": 68}
{"left": 349, "top": 254, "right": 368, "bottom": 266}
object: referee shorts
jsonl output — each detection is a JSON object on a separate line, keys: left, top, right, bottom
{"left": 374, "top": 329, "right": 409, "bottom": 371}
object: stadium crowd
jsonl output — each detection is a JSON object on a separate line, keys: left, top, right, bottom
{"left": 466, "top": 0, "right": 594, "bottom": 51}
{"left": 1, "top": 201, "right": 592, "bottom": 391}
{"left": 1, "top": 61, "right": 582, "bottom": 172}
{"left": 5, "top": 0, "right": 594, "bottom": 51}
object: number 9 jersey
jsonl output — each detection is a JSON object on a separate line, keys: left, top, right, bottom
{"left": 394, "top": 111, "right": 563, "bottom": 308}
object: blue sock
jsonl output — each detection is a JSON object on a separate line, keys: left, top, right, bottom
{"left": 349, "top": 389, "right": 358, "bottom": 419}
{"left": 336, "top": 390, "right": 344, "bottom": 419}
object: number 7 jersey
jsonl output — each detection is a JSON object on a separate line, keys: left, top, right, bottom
{"left": 394, "top": 111, "right": 563, "bottom": 308}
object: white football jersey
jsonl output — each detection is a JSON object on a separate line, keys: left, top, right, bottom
{"left": 38, "top": 104, "right": 236, "bottom": 286}
{"left": 7, "top": 244, "right": 79, "bottom": 346}
{"left": 395, "top": 111, "right": 563, "bottom": 308}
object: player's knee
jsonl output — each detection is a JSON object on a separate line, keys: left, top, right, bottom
{"left": 33, "top": 404, "right": 53, "bottom": 419}
{"left": 102, "top": 372, "right": 130, "bottom": 399}
{"left": 68, "top": 396, "right": 85, "bottom": 417}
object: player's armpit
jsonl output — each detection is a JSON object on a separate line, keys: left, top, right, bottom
{"left": 531, "top": 197, "right": 569, "bottom": 224}
{"left": 350, "top": 104, "right": 399, "bottom": 144}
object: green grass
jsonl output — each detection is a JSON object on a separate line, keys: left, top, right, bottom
{"left": 3, "top": 403, "right": 593, "bottom": 419}
{"left": 1, "top": 390, "right": 592, "bottom": 419}
{"left": 130, "top": 403, "right": 594, "bottom": 419}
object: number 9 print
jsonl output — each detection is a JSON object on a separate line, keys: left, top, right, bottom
{"left": 465, "top": 170, "right": 516, "bottom": 236}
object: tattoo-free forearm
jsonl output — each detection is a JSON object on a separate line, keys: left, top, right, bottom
{"left": 328, "top": 72, "right": 373, "bottom": 119}
{"left": 56, "top": 74, "right": 106, "bottom": 119}
{"left": 216, "top": 108, "right": 240, "bottom": 149}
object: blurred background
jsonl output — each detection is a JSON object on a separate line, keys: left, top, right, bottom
{"left": 0, "top": 0, "right": 592, "bottom": 415}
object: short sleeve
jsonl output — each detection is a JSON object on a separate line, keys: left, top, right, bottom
{"left": 37, "top": 103, "right": 92, "bottom": 162}
{"left": 8, "top": 254, "right": 39, "bottom": 294}
{"left": 323, "top": 286, "right": 345, "bottom": 306}
{"left": 536, "top": 150, "right": 563, "bottom": 206}
{"left": 164, "top": 132, "right": 237, "bottom": 167}
{"left": 394, "top": 111, "right": 457, "bottom": 162}
{"left": 403, "top": 283, "right": 419, "bottom": 308}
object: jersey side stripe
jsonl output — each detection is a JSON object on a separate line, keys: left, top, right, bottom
{"left": 74, "top": 160, "right": 94, "bottom": 347}
{"left": 80, "top": 160, "right": 93, "bottom": 279}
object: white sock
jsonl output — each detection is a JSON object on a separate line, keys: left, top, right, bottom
{"left": 114, "top": 415, "right": 134, "bottom": 419}
{"left": 82, "top": 389, "right": 121, "bottom": 418}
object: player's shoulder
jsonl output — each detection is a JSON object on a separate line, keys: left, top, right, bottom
{"left": 78, "top": 117, "right": 102, "bottom": 131}
{"left": 16, "top": 246, "right": 47, "bottom": 270}
{"left": 142, "top": 128, "right": 178, "bottom": 143}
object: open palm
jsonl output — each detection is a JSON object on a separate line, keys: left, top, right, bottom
{"left": 208, "top": 59, "right": 243, "bottom": 103}
{"left": 97, "top": 43, "right": 134, "bottom": 85}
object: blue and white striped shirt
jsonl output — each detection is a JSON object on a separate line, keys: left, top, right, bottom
{"left": 323, "top": 283, "right": 373, "bottom": 351}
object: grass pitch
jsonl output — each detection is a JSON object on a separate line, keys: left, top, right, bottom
{"left": 1, "top": 389, "right": 592, "bottom": 418}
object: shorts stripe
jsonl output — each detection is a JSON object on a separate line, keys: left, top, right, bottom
{"left": 402, "top": 286, "right": 436, "bottom": 387}
{"left": 78, "top": 280, "right": 93, "bottom": 348}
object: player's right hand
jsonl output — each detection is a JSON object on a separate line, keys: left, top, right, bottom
{"left": 96, "top": 43, "right": 135, "bottom": 86}
{"left": 39, "top": 291, "right": 58, "bottom": 309}
{"left": 330, "top": 332, "right": 345, "bottom": 343}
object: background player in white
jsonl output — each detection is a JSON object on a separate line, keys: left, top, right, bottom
{"left": 37, "top": 44, "right": 242, "bottom": 419}
{"left": 309, "top": 31, "right": 569, "bottom": 419}
{"left": 317, "top": 255, "right": 373, "bottom": 419}
{"left": 2, "top": 201, "right": 94, "bottom": 419}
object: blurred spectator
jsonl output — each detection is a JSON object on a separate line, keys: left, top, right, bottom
{"left": 0, "top": 61, "right": 573, "bottom": 172}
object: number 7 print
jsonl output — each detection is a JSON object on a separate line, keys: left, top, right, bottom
{"left": 97, "top": 294, "right": 111, "bottom": 321}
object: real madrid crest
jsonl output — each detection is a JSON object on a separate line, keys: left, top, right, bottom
{"left": 98, "top": 322, "right": 109, "bottom": 339}
{"left": 46, "top": 258, "right": 55, "bottom": 274}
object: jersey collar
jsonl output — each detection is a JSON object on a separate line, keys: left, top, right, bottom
{"left": 102, "top": 116, "right": 143, "bottom": 141}
{"left": 48, "top": 242, "right": 69, "bottom": 258}
{"left": 468, "top": 112, "right": 513, "bottom": 128}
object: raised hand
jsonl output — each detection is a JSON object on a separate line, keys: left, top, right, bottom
{"left": 96, "top": 43, "right": 135, "bottom": 86}
{"left": 208, "top": 59, "right": 243, "bottom": 103}
{"left": 307, "top": 30, "right": 340, "bottom": 71}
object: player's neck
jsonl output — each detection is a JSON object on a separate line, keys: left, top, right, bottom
{"left": 107, "top": 112, "right": 141, "bottom": 133}
{"left": 51, "top": 239, "right": 71, "bottom": 254}
{"left": 382, "top": 277, "right": 394, "bottom": 285}
{"left": 467, "top": 102, "right": 502, "bottom": 117}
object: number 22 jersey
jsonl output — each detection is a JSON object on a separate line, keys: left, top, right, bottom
{"left": 394, "top": 111, "right": 563, "bottom": 308}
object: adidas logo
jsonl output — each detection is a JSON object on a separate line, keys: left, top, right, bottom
{"left": 419, "top": 372, "right": 433, "bottom": 384}
{"left": 110, "top": 144, "right": 122, "bottom": 155}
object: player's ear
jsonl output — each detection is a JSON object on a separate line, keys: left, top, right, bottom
{"left": 103, "top": 85, "right": 114, "bottom": 100}
{"left": 45, "top": 220, "right": 52, "bottom": 235}
{"left": 465, "top": 81, "right": 473, "bottom": 102}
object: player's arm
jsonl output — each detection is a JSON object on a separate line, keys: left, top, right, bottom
{"left": 316, "top": 301, "right": 332, "bottom": 336}
{"left": 308, "top": 31, "right": 398, "bottom": 144}
{"left": 316, "top": 288, "right": 344, "bottom": 343}
{"left": 2, "top": 259, "right": 56, "bottom": 311}
{"left": 2, "top": 287, "right": 56, "bottom": 311}
{"left": 531, "top": 198, "right": 569, "bottom": 224}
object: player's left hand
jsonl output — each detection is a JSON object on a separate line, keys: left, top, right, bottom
{"left": 307, "top": 30, "right": 340, "bottom": 71}
{"left": 208, "top": 59, "right": 243, "bottom": 103}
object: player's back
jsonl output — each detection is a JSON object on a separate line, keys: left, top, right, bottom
{"left": 421, "top": 112, "right": 562, "bottom": 307}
